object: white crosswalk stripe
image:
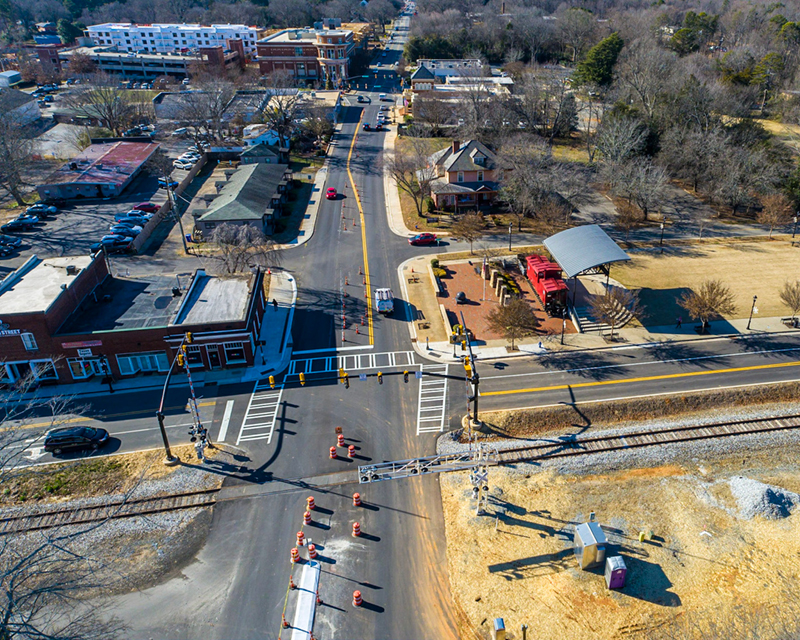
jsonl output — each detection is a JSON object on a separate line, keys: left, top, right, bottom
{"left": 236, "top": 379, "right": 283, "bottom": 445}
{"left": 287, "top": 351, "right": 416, "bottom": 377}
{"left": 417, "top": 364, "right": 449, "bottom": 435}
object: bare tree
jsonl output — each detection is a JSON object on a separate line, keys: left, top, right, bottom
{"left": 558, "top": 7, "right": 596, "bottom": 63}
{"left": 678, "top": 279, "right": 737, "bottom": 333}
{"left": 658, "top": 125, "right": 727, "bottom": 193}
{"left": 178, "top": 78, "right": 238, "bottom": 144}
{"left": 487, "top": 298, "right": 539, "bottom": 350}
{"left": 780, "top": 280, "right": 800, "bottom": 325}
{"left": 256, "top": 79, "right": 303, "bottom": 149}
{"left": 412, "top": 94, "right": 453, "bottom": 136}
{"left": 614, "top": 37, "right": 676, "bottom": 121}
{"left": 711, "top": 147, "right": 779, "bottom": 215}
{"left": 0, "top": 112, "right": 36, "bottom": 205}
{"left": 209, "top": 223, "right": 281, "bottom": 274}
{"left": 386, "top": 135, "right": 438, "bottom": 218}
{"left": 615, "top": 200, "right": 639, "bottom": 241}
{"left": 300, "top": 104, "right": 334, "bottom": 146}
{"left": 451, "top": 213, "right": 483, "bottom": 254}
{"left": 613, "top": 159, "right": 668, "bottom": 221}
{"left": 589, "top": 286, "right": 640, "bottom": 339}
{"left": 0, "top": 377, "right": 126, "bottom": 640}
{"left": 757, "top": 193, "right": 793, "bottom": 238}
{"left": 63, "top": 74, "right": 137, "bottom": 136}
{"left": 596, "top": 116, "right": 647, "bottom": 168}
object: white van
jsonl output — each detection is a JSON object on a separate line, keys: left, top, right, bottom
{"left": 379, "top": 93, "right": 387, "bottom": 101}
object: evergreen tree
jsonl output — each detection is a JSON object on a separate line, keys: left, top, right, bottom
{"left": 574, "top": 32, "right": 624, "bottom": 87}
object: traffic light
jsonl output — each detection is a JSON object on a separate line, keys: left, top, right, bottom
{"left": 176, "top": 353, "right": 185, "bottom": 367}
{"left": 377, "top": 371, "right": 383, "bottom": 385}
{"left": 269, "top": 375, "right": 275, "bottom": 389}
{"left": 339, "top": 368, "right": 346, "bottom": 384}
{"left": 403, "top": 370, "right": 409, "bottom": 383}
{"left": 299, "top": 372, "right": 306, "bottom": 386}
{"left": 464, "top": 361, "right": 473, "bottom": 378}
{"left": 343, "top": 372, "right": 350, "bottom": 389}
{"left": 461, "top": 340, "right": 467, "bottom": 351}
{"left": 185, "top": 332, "right": 193, "bottom": 344}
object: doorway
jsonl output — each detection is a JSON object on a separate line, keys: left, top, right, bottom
{"left": 207, "top": 345, "right": 221, "bottom": 369}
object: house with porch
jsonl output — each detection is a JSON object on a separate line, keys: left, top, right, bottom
{"left": 427, "top": 140, "right": 500, "bottom": 210}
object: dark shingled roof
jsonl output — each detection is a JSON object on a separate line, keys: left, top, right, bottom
{"left": 543, "top": 224, "right": 630, "bottom": 278}
{"left": 198, "top": 163, "right": 289, "bottom": 222}
{"left": 410, "top": 65, "right": 436, "bottom": 81}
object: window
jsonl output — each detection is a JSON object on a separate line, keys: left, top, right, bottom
{"left": 21, "top": 333, "right": 37, "bottom": 351}
{"left": 457, "top": 171, "right": 464, "bottom": 183}
{"left": 224, "top": 342, "right": 246, "bottom": 363}
{"left": 295, "top": 47, "right": 303, "bottom": 56}
{"left": 117, "top": 351, "right": 169, "bottom": 375}
{"left": 477, "top": 170, "right": 484, "bottom": 181}
{"left": 33, "top": 361, "right": 57, "bottom": 380}
{"left": 186, "top": 345, "right": 203, "bottom": 368}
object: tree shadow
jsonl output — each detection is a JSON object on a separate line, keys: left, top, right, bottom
{"left": 535, "top": 350, "right": 620, "bottom": 381}
{"left": 487, "top": 548, "right": 574, "bottom": 580}
{"left": 642, "top": 340, "right": 727, "bottom": 369}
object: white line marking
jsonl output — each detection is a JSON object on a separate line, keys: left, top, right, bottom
{"left": 218, "top": 400, "right": 234, "bottom": 442}
{"left": 236, "top": 383, "right": 284, "bottom": 445}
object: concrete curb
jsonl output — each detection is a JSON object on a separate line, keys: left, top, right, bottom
{"left": 382, "top": 128, "right": 414, "bottom": 238}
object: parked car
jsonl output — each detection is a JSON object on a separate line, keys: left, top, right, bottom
{"left": 408, "top": 232, "right": 438, "bottom": 246}
{"left": 90, "top": 235, "right": 133, "bottom": 254}
{"left": 133, "top": 202, "right": 159, "bottom": 213}
{"left": 326, "top": 187, "right": 337, "bottom": 200}
{"left": 14, "top": 214, "right": 40, "bottom": 225}
{"left": 173, "top": 160, "right": 194, "bottom": 170}
{"left": 27, "top": 204, "right": 58, "bottom": 215}
{"left": 180, "top": 153, "right": 201, "bottom": 161}
{"left": 44, "top": 426, "right": 109, "bottom": 455}
{"left": 41, "top": 197, "right": 66, "bottom": 208}
{"left": 0, "top": 219, "right": 36, "bottom": 232}
{"left": 0, "top": 244, "right": 14, "bottom": 257}
{"left": 109, "top": 224, "right": 143, "bottom": 236}
{"left": 171, "top": 127, "right": 188, "bottom": 136}
{"left": 0, "top": 234, "right": 22, "bottom": 247}
{"left": 158, "top": 178, "right": 179, "bottom": 189}
{"left": 114, "top": 212, "right": 149, "bottom": 223}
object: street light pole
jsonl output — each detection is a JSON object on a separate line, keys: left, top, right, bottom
{"left": 561, "top": 308, "right": 567, "bottom": 345}
{"left": 793, "top": 214, "right": 798, "bottom": 246}
{"left": 659, "top": 220, "right": 666, "bottom": 254}
{"left": 747, "top": 295, "right": 758, "bottom": 330}
{"left": 508, "top": 222, "right": 512, "bottom": 251}
{"left": 99, "top": 354, "right": 114, "bottom": 394}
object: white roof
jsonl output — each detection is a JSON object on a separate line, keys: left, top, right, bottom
{"left": 0, "top": 256, "right": 93, "bottom": 315}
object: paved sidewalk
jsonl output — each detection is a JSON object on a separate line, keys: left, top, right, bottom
{"left": 1, "top": 270, "right": 298, "bottom": 403}
{"left": 382, "top": 126, "right": 413, "bottom": 237}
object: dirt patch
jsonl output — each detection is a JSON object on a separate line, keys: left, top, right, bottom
{"left": 477, "top": 382, "right": 800, "bottom": 439}
{"left": 441, "top": 448, "right": 800, "bottom": 640}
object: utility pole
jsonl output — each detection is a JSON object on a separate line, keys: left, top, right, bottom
{"left": 747, "top": 295, "right": 758, "bottom": 331}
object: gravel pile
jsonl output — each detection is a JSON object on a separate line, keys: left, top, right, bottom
{"left": 729, "top": 476, "right": 800, "bottom": 520}
{"left": 437, "top": 402, "right": 800, "bottom": 475}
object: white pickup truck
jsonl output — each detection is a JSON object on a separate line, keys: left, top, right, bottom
{"left": 375, "top": 288, "right": 394, "bottom": 315}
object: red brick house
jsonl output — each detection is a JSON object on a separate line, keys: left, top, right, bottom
{"left": 427, "top": 140, "right": 500, "bottom": 210}
{"left": 257, "top": 28, "right": 355, "bottom": 87}
{"left": 0, "top": 254, "right": 267, "bottom": 387}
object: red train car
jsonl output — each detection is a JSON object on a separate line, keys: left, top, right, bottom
{"left": 525, "top": 254, "right": 568, "bottom": 313}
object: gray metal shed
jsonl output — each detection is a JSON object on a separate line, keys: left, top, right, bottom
{"left": 574, "top": 521, "right": 607, "bottom": 570}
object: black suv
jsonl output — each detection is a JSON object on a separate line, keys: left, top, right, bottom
{"left": 43, "top": 426, "right": 109, "bottom": 455}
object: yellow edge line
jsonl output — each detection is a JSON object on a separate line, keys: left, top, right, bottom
{"left": 346, "top": 111, "right": 374, "bottom": 343}
{"left": 11, "top": 400, "right": 216, "bottom": 431}
{"left": 481, "top": 360, "right": 800, "bottom": 397}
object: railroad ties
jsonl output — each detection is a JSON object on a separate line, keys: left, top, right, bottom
{"left": 496, "top": 414, "right": 800, "bottom": 465}
{"left": 0, "top": 489, "right": 219, "bottom": 535}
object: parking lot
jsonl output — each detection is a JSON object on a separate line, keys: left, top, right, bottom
{"left": 0, "top": 136, "right": 198, "bottom": 277}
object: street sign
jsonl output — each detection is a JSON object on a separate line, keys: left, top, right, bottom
{"left": 359, "top": 373, "right": 367, "bottom": 381}
{"left": 415, "top": 371, "right": 423, "bottom": 379}
{"left": 471, "top": 470, "right": 488, "bottom": 485}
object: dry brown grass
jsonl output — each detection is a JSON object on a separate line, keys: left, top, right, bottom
{"left": 0, "top": 445, "right": 209, "bottom": 505}
{"left": 479, "top": 382, "right": 800, "bottom": 439}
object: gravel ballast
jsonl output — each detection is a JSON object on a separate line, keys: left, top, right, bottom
{"left": 728, "top": 476, "right": 800, "bottom": 520}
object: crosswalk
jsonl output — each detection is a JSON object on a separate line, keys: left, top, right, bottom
{"left": 236, "top": 379, "right": 284, "bottom": 445}
{"left": 287, "top": 350, "right": 416, "bottom": 378}
{"left": 416, "top": 364, "right": 449, "bottom": 434}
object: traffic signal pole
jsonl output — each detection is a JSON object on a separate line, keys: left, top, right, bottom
{"left": 460, "top": 311, "right": 481, "bottom": 428}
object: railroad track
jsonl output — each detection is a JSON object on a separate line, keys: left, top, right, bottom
{"left": 495, "top": 414, "right": 800, "bottom": 465}
{"left": 0, "top": 488, "right": 219, "bottom": 535}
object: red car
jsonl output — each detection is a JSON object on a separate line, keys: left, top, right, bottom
{"left": 134, "top": 202, "right": 159, "bottom": 213}
{"left": 408, "top": 232, "right": 438, "bottom": 246}
{"left": 326, "top": 188, "right": 337, "bottom": 200}
{"left": 362, "top": 123, "right": 371, "bottom": 131}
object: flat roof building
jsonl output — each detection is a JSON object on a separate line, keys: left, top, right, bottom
{"left": 0, "top": 255, "right": 267, "bottom": 386}
{"left": 37, "top": 141, "right": 159, "bottom": 200}
{"left": 86, "top": 23, "right": 263, "bottom": 55}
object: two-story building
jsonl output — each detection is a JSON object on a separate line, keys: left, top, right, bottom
{"left": 427, "top": 140, "right": 500, "bottom": 210}
{"left": 0, "top": 255, "right": 267, "bottom": 387}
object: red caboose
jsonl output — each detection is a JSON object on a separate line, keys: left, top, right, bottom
{"left": 525, "top": 255, "right": 569, "bottom": 313}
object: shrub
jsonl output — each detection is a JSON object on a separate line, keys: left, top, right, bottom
{"left": 433, "top": 267, "right": 447, "bottom": 278}
{"left": 431, "top": 258, "right": 440, "bottom": 269}
{"left": 425, "top": 197, "right": 435, "bottom": 213}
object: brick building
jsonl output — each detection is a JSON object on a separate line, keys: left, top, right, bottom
{"left": 0, "top": 255, "right": 267, "bottom": 387}
{"left": 256, "top": 27, "right": 355, "bottom": 87}
{"left": 427, "top": 140, "right": 500, "bottom": 210}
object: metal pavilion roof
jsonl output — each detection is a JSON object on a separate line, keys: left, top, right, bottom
{"left": 542, "top": 224, "right": 630, "bottom": 278}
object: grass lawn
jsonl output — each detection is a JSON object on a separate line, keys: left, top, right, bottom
{"left": 613, "top": 240, "right": 800, "bottom": 326}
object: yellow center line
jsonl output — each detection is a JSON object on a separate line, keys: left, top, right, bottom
{"left": 481, "top": 360, "right": 800, "bottom": 397}
{"left": 9, "top": 401, "right": 217, "bottom": 431}
{"left": 346, "top": 111, "right": 374, "bottom": 344}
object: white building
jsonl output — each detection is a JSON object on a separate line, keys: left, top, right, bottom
{"left": 86, "top": 23, "right": 261, "bottom": 55}
{"left": 0, "top": 88, "right": 41, "bottom": 126}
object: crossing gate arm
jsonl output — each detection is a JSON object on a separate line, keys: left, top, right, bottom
{"left": 358, "top": 448, "right": 499, "bottom": 483}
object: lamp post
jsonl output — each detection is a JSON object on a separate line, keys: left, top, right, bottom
{"left": 793, "top": 214, "right": 798, "bottom": 246}
{"left": 560, "top": 308, "right": 567, "bottom": 345}
{"left": 747, "top": 295, "right": 758, "bottom": 330}
{"left": 659, "top": 219, "right": 666, "bottom": 254}
{"left": 98, "top": 354, "right": 114, "bottom": 394}
{"left": 508, "top": 222, "right": 513, "bottom": 251}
